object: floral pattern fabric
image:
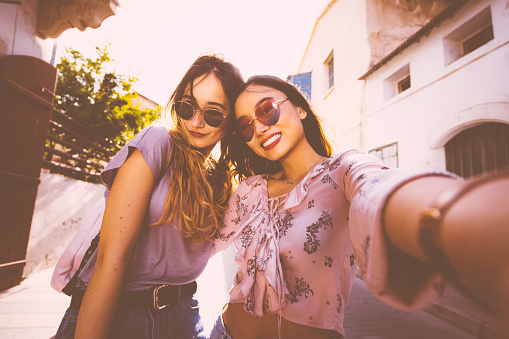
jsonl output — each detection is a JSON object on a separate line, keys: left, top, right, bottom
{"left": 212, "top": 150, "right": 455, "bottom": 337}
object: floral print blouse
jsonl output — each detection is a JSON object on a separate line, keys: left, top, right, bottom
{"left": 212, "top": 150, "right": 454, "bottom": 336}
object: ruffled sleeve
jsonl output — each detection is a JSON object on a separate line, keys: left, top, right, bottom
{"left": 340, "top": 150, "right": 458, "bottom": 310}
{"left": 101, "top": 125, "right": 172, "bottom": 196}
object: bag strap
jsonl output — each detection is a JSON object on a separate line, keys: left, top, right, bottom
{"left": 62, "top": 232, "right": 101, "bottom": 296}
{"left": 61, "top": 147, "right": 172, "bottom": 296}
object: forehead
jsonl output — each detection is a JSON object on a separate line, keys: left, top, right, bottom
{"left": 235, "top": 85, "right": 283, "bottom": 116}
{"left": 184, "top": 73, "right": 228, "bottom": 103}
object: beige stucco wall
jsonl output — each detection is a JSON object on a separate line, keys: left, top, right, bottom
{"left": 25, "top": 170, "right": 105, "bottom": 276}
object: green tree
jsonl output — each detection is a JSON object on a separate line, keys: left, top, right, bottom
{"left": 53, "top": 44, "right": 160, "bottom": 152}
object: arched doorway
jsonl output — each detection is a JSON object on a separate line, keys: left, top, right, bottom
{"left": 445, "top": 122, "right": 509, "bottom": 178}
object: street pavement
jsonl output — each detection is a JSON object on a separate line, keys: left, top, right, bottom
{"left": 344, "top": 276, "right": 506, "bottom": 339}
{"left": 0, "top": 250, "right": 506, "bottom": 339}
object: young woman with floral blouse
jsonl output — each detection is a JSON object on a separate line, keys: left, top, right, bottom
{"left": 209, "top": 75, "right": 509, "bottom": 339}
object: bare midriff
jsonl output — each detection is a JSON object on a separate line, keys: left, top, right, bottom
{"left": 222, "top": 303, "right": 340, "bottom": 339}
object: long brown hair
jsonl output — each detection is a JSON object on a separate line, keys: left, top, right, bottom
{"left": 228, "top": 75, "right": 332, "bottom": 182}
{"left": 152, "top": 54, "right": 243, "bottom": 243}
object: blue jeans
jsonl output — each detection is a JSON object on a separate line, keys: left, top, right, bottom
{"left": 208, "top": 314, "right": 232, "bottom": 339}
{"left": 54, "top": 293, "right": 204, "bottom": 339}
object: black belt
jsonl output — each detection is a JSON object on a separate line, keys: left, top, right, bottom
{"left": 70, "top": 281, "right": 197, "bottom": 310}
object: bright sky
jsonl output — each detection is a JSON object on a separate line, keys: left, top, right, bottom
{"left": 56, "top": 0, "right": 331, "bottom": 106}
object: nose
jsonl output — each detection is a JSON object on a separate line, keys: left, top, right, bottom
{"left": 189, "top": 109, "right": 206, "bottom": 128}
{"left": 252, "top": 118, "right": 268, "bottom": 136}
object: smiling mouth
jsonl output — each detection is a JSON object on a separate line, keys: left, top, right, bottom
{"left": 261, "top": 133, "right": 281, "bottom": 149}
{"left": 190, "top": 131, "right": 206, "bottom": 138}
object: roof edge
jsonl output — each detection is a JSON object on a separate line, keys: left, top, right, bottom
{"left": 298, "top": 0, "right": 338, "bottom": 73}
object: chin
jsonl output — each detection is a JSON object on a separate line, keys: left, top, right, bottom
{"left": 255, "top": 149, "right": 282, "bottom": 162}
{"left": 191, "top": 142, "right": 216, "bottom": 156}
{"left": 192, "top": 141, "right": 213, "bottom": 149}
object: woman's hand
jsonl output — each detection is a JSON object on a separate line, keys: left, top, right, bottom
{"left": 384, "top": 173, "right": 509, "bottom": 321}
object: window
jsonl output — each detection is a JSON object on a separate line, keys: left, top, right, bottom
{"left": 397, "top": 76, "right": 411, "bottom": 93}
{"left": 324, "top": 51, "right": 334, "bottom": 92}
{"left": 463, "top": 25, "right": 494, "bottom": 54}
{"left": 443, "top": 7, "right": 494, "bottom": 66}
{"left": 446, "top": 123, "right": 509, "bottom": 178}
{"left": 383, "top": 64, "right": 410, "bottom": 101}
{"left": 369, "top": 142, "right": 398, "bottom": 168}
{"left": 327, "top": 56, "right": 334, "bottom": 89}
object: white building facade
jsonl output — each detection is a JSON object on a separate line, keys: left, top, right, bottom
{"left": 297, "top": 0, "right": 509, "bottom": 177}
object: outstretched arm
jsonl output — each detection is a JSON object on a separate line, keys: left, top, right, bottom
{"left": 383, "top": 172, "right": 509, "bottom": 320}
{"left": 75, "top": 149, "right": 155, "bottom": 339}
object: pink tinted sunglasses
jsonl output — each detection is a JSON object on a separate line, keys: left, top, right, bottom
{"left": 237, "top": 98, "right": 288, "bottom": 142}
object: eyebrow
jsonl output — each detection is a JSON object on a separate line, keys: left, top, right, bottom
{"left": 237, "top": 97, "right": 274, "bottom": 120}
{"left": 254, "top": 97, "right": 274, "bottom": 109}
{"left": 182, "top": 94, "right": 226, "bottom": 110}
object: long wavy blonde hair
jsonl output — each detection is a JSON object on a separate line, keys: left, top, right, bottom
{"left": 152, "top": 55, "right": 243, "bottom": 243}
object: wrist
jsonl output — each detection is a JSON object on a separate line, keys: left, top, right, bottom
{"left": 418, "top": 169, "right": 509, "bottom": 314}
{"left": 418, "top": 169, "right": 509, "bottom": 276}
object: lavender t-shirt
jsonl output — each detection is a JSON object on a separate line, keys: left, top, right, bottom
{"left": 97, "top": 125, "right": 213, "bottom": 291}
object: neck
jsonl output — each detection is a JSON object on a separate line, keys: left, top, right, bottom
{"left": 278, "top": 144, "right": 323, "bottom": 183}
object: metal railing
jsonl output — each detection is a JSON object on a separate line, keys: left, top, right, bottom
{"left": 43, "top": 109, "right": 118, "bottom": 183}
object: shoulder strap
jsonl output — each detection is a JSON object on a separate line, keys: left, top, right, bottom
{"left": 61, "top": 140, "right": 172, "bottom": 296}
{"left": 61, "top": 232, "right": 101, "bottom": 296}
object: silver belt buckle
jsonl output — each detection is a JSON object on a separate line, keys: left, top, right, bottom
{"left": 153, "top": 284, "right": 170, "bottom": 310}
